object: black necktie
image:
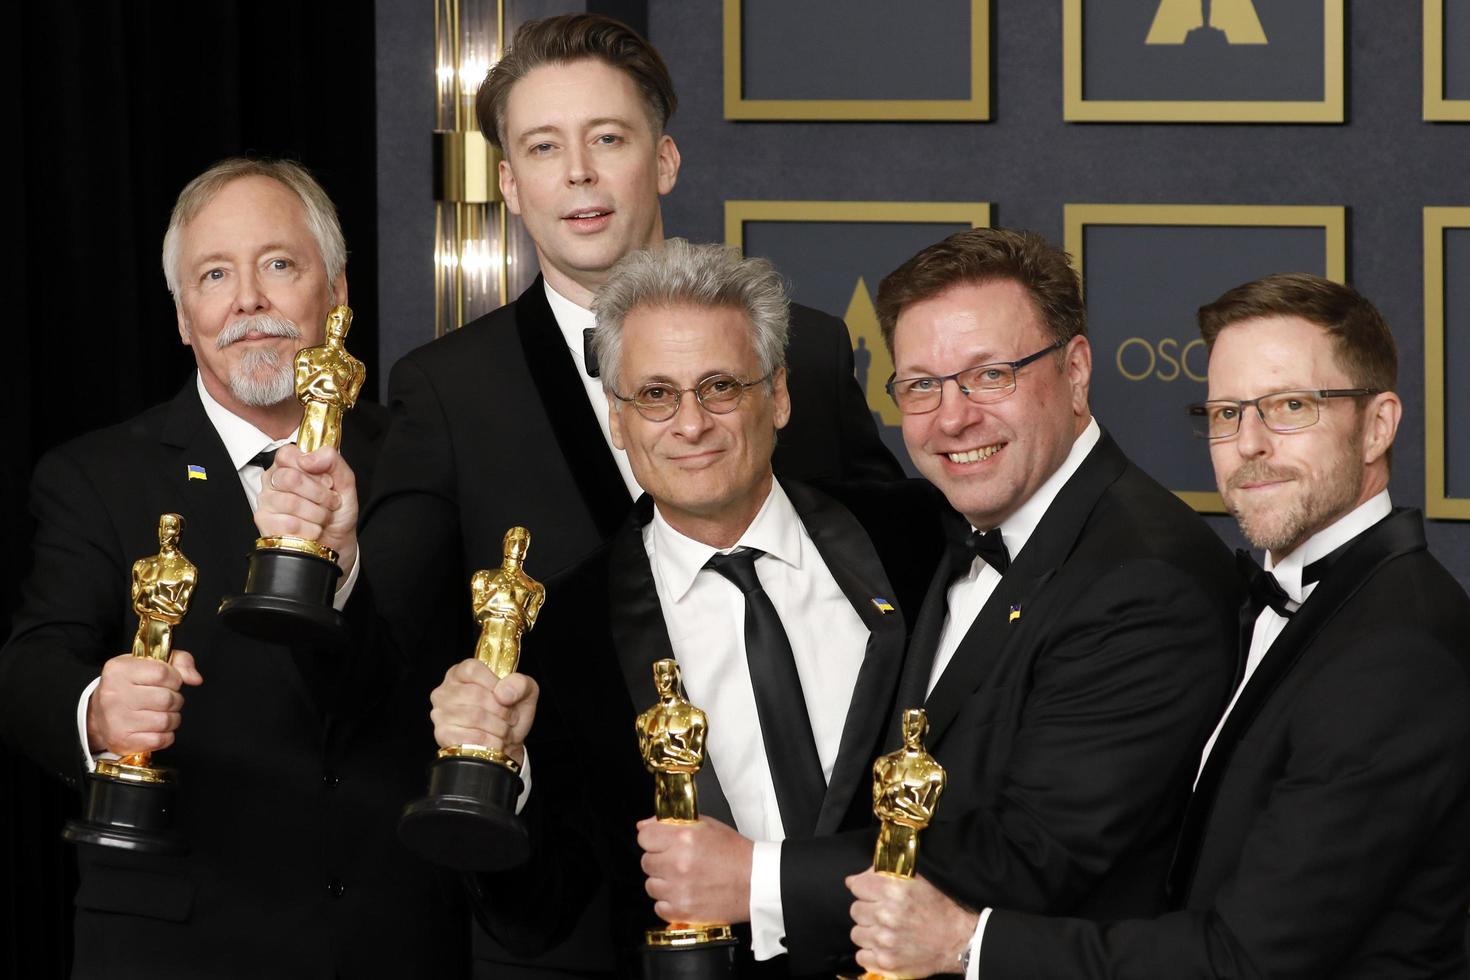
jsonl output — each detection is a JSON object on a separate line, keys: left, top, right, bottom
{"left": 583, "top": 328, "right": 600, "bottom": 378}
{"left": 704, "top": 547, "right": 826, "bottom": 839}
{"left": 947, "top": 527, "right": 1010, "bottom": 582}
{"left": 247, "top": 447, "right": 278, "bottom": 471}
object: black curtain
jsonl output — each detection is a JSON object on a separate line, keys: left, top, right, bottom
{"left": 4, "top": 3, "right": 378, "bottom": 975}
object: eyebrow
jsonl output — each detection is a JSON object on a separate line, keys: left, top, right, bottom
{"left": 188, "top": 243, "right": 300, "bottom": 268}
{"left": 515, "top": 115, "right": 637, "bottom": 143}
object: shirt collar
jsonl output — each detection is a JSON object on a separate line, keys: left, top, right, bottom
{"left": 195, "top": 373, "right": 297, "bottom": 471}
{"left": 1265, "top": 489, "right": 1392, "bottom": 603}
{"left": 544, "top": 279, "right": 597, "bottom": 375}
{"left": 986, "top": 416, "right": 1101, "bottom": 560}
{"left": 648, "top": 479, "right": 803, "bottom": 603}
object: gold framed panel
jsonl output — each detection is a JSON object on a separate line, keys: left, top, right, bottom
{"left": 726, "top": 201, "right": 990, "bottom": 460}
{"left": 723, "top": 0, "right": 990, "bottom": 121}
{"left": 1425, "top": 0, "right": 1470, "bottom": 120}
{"left": 1065, "top": 203, "right": 1348, "bottom": 512}
{"left": 1063, "top": 0, "right": 1345, "bottom": 123}
{"left": 1424, "top": 208, "right": 1470, "bottom": 518}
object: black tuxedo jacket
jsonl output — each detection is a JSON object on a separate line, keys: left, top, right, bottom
{"left": 359, "top": 277, "right": 900, "bottom": 673}
{"left": 981, "top": 508, "right": 1470, "bottom": 979}
{"left": 779, "top": 430, "right": 1240, "bottom": 974}
{"left": 465, "top": 480, "right": 946, "bottom": 979}
{"left": 0, "top": 380, "right": 464, "bottom": 979}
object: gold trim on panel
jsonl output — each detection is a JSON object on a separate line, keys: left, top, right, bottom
{"left": 1063, "top": 203, "right": 1348, "bottom": 513}
{"left": 1425, "top": 0, "right": 1470, "bottom": 121}
{"left": 1424, "top": 208, "right": 1470, "bottom": 518}
{"left": 725, "top": 200, "right": 992, "bottom": 246}
{"left": 723, "top": 0, "right": 990, "bottom": 121}
{"left": 1063, "top": 0, "right": 1345, "bottom": 123}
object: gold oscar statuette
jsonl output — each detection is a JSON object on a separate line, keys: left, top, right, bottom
{"left": 439, "top": 526, "right": 546, "bottom": 773}
{"left": 849, "top": 708, "right": 947, "bottom": 980}
{"left": 637, "top": 659, "right": 737, "bottom": 975}
{"left": 63, "top": 514, "right": 198, "bottom": 853}
{"left": 398, "top": 527, "right": 546, "bottom": 871}
{"left": 218, "top": 304, "right": 366, "bottom": 643}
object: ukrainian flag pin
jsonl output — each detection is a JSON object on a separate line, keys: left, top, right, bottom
{"left": 187, "top": 464, "right": 208, "bottom": 481}
{"left": 870, "top": 596, "right": 895, "bottom": 614}
{"left": 1008, "top": 602, "right": 1022, "bottom": 623}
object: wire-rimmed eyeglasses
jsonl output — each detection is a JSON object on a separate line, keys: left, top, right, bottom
{"left": 884, "top": 340, "right": 1066, "bottom": 415}
{"left": 613, "top": 372, "right": 772, "bottom": 422}
{"left": 1186, "top": 388, "right": 1381, "bottom": 440}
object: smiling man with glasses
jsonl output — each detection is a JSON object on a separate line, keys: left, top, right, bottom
{"left": 850, "top": 271, "right": 1470, "bottom": 979}
{"left": 785, "top": 225, "right": 1241, "bottom": 977}
{"left": 426, "top": 239, "right": 944, "bottom": 977}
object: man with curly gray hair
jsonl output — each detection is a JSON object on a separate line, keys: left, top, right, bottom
{"left": 430, "top": 239, "right": 945, "bottom": 977}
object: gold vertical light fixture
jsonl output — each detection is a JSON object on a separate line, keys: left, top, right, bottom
{"left": 433, "top": 0, "right": 508, "bottom": 335}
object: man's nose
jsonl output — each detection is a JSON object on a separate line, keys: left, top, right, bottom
{"left": 233, "top": 268, "right": 269, "bottom": 314}
{"left": 668, "top": 390, "right": 714, "bottom": 438}
{"left": 565, "top": 143, "right": 595, "bottom": 186}
{"left": 1234, "top": 405, "right": 1272, "bottom": 457}
{"left": 934, "top": 378, "right": 981, "bottom": 436}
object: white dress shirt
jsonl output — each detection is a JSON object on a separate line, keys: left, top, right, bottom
{"left": 928, "top": 418, "right": 1101, "bottom": 696}
{"left": 1193, "top": 488, "right": 1393, "bottom": 786}
{"left": 643, "top": 480, "right": 870, "bottom": 959}
{"left": 940, "top": 416, "right": 1100, "bottom": 979}
{"left": 75, "top": 376, "right": 358, "bottom": 769}
{"left": 543, "top": 280, "right": 643, "bottom": 498}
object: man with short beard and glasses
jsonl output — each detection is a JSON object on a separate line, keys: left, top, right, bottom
{"left": 849, "top": 272, "right": 1470, "bottom": 980}
{"left": 0, "top": 158, "right": 466, "bottom": 976}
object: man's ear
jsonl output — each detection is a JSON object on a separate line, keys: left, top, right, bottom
{"left": 607, "top": 391, "right": 626, "bottom": 450}
{"left": 655, "top": 134, "right": 681, "bottom": 197}
{"left": 176, "top": 302, "right": 192, "bottom": 346}
{"left": 770, "top": 368, "right": 791, "bottom": 431}
{"left": 1064, "top": 335, "right": 1092, "bottom": 417}
{"left": 499, "top": 158, "right": 522, "bottom": 215}
{"left": 1362, "top": 390, "right": 1401, "bottom": 466}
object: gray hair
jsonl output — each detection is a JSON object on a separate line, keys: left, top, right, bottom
{"left": 161, "top": 158, "right": 346, "bottom": 299}
{"left": 591, "top": 239, "right": 790, "bottom": 391}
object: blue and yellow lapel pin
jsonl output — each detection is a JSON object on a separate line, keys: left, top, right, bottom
{"left": 870, "top": 596, "right": 895, "bottom": 614}
{"left": 187, "top": 464, "right": 208, "bottom": 481}
{"left": 1008, "top": 602, "right": 1022, "bottom": 623}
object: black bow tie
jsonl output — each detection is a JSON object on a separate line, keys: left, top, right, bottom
{"left": 1239, "top": 550, "right": 1295, "bottom": 618}
{"left": 247, "top": 447, "right": 278, "bottom": 471}
{"left": 583, "top": 328, "right": 600, "bottom": 378}
{"left": 949, "top": 527, "right": 1010, "bottom": 579}
{"left": 1238, "top": 542, "right": 1346, "bottom": 621}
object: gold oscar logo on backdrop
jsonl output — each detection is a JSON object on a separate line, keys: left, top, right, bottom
{"left": 1146, "top": 0, "right": 1267, "bottom": 45}
{"left": 845, "top": 278, "right": 902, "bottom": 427}
{"left": 1115, "top": 337, "right": 1208, "bottom": 382}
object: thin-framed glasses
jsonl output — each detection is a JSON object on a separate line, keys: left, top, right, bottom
{"left": 613, "top": 372, "right": 772, "bottom": 422}
{"left": 1186, "top": 388, "right": 1381, "bottom": 440}
{"left": 884, "top": 339, "right": 1066, "bottom": 415}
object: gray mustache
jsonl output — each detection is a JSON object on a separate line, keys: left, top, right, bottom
{"left": 215, "top": 314, "right": 301, "bottom": 350}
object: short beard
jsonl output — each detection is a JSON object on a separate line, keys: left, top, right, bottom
{"left": 218, "top": 313, "right": 301, "bottom": 407}
{"left": 1226, "top": 421, "right": 1366, "bottom": 558}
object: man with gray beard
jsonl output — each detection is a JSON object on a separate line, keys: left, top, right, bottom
{"left": 848, "top": 273, "right": 1470, "bottom": 980}
{"left": 0, "top": 159, "right": 465, "bottom": 976}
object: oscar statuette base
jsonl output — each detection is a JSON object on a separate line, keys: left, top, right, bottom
{"left": 398, "top": 754, "right": 531, "bottom": 871}
{"left": 62, "top": 764, "right": 185, "bottom": 855}
{"left": 218, "top": 538, "right": 346, "bottom": 645}
{"left": 641, "top": 925, "right": 738, "bottom": 979}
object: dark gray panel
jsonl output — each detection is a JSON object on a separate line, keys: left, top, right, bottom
{"left": 742, "top": 220, "right": 972, "bottom": 312}
{"left": 1447, "top": 0, "right": 1470, "bottom": 100}
{"left": 1082, "top": 0, "right": 1324, "bottom": 102}
{"left": 1444, "top": 228, "right": 1470, "bottom": 496}
{"left": 1085, "top": 225, "right": 1327, "bottom": 494}
{"left": 741, "top": 0, "right": 972, "bottom": 101}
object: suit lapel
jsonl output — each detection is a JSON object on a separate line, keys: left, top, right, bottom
{"left": 160, "top": 380, "right": 261, "bottom": 576}
{"left": 1167, "top": 508, "right": 1426, "bottom": 901}
{"left": 516, "top": 277, "right": 631, "bottom": 540}
{"left": 919, "top": 432, "right": 1129, "bottom": 748}
{"left": 607, "top": 499, "right": 735, "bottom": 827}
{"left": 783, "top": 481, "right": 908, "bottom": 834}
